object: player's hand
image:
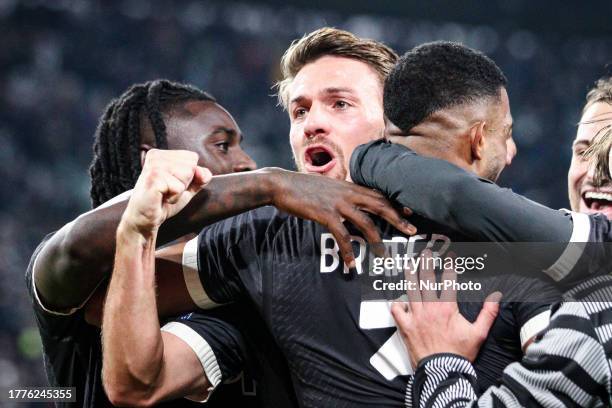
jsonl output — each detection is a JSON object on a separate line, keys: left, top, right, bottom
{"left": 122, "top": 149, "right": 212, "bottom": 236}
{"left": 390, "top": 250, "right": 501, "bottom": 367}
{"left": 272, "top": 170, "right": 416, "bottom": 268}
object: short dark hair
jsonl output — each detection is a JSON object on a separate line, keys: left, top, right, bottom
{"left": 384, "top": 41, "right": 507, "bottom": 132}
{"left": 89, "top": 79, "right": 215, "bottom": 207}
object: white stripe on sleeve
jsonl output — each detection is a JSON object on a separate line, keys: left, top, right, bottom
{"left": 161, "top": 321, "right": 222, "bottom": 403}
{"left": 543, "top": 211, "right": 590, "bottom": 281}
{"left": 182, "top": 237, "right": 219, "bottom": 309}
{"left": 519, "top": 309, "right": 551, "bottom": 348}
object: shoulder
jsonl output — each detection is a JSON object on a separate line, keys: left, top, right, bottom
{"left": 25, "top": 232, "right": 57, "bottom": 286}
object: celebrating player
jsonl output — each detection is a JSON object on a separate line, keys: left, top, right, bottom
{"left": 352, "top": 60, "right": 612, "bottom": 405}
{"left": 25, "top": 80, "right": 304, "bottom": 407}
{"left": 28, "top": 76, "right": 412, "bottom": 406}
{"left": 102, "top": 30, "right": 554, "bottom": 406}
{"left": 351, "top": 77, "right": 612, "bottom": 285}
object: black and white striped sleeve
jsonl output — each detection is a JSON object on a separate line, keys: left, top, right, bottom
{"left": 409, "top": 301, "right": 612, "bottom": 408}
{"left": 408, "top": 353, "right": 478, "bottom": 408}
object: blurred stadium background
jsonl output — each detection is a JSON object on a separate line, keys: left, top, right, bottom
{"left": 1, "top": 0, "right": 612, "bottom": 398}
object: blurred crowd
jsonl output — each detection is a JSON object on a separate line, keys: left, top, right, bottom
{"left": 1, "top": 0, "right": 611, "bottom": 395}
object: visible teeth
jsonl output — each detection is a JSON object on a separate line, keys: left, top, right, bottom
{"left": 585, "top": 192, "right": 612, "bottom": 201}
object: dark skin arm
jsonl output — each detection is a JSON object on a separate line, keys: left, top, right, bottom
{"left": 36, "top": 159, "right": 416, "bottom": 312}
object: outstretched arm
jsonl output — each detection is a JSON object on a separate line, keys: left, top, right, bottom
{"left": 351, "top": 139, "right": 574, "bottom": 244}
{"left": 350, "top": 140, "right": 611, "bottom": 284}
{"left": 36, "top": 150, "right": 415, "bottom": 312}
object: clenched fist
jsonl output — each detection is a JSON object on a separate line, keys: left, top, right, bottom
{"left": 121, "top": 149, "right": 212, "bottom": 236}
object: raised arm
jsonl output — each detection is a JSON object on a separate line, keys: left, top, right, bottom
{"left": 33, "top": 149, "right": 276, "bottom": 312}
{"left": 36, "top": 149, "right": 415, "bottom": 312}
{"left": 102, "top": 150, "right": 213, "bottom": 406}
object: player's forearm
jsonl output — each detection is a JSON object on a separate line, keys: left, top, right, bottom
{"left": 102, "top": 222, "right": 165, "bottom": 403}
{"left": 34, "top": 168, "right": 281, "bottom": 311}
{"left": 157, "top": 167, "right": 282, "bottom": 242}
{"left": 350, "top": 140, "right": 572, "bottom": 267}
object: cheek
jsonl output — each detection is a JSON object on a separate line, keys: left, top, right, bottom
{"left": 568, "top": 159, "right": 587, "bottom": 185}
{"left": 289, "top": 126, "right": 304, "bottom": 155}
{"left": 198, "top": 147, "right": 225, "bottom": 174}
{"left": 347, "top": 116, "right": 384, "bottom": 144}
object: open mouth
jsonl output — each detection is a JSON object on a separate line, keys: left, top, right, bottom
{"left": 304, "top": 145, "right": 337, "bottom": 173}
{"left": 583, "top": 190, "right": 612, "bottom": 212}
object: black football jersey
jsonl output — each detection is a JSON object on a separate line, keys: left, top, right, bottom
{"left": 26, "top": 233, "right": 295, "bottom": 407}
{"left": 191, "top": 207, "right": 561, "bottom": 406}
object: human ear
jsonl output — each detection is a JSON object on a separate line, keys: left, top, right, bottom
{"left": 469, "top": 121, "right": 486, "bottom": 161}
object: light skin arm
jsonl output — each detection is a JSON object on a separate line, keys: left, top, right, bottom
{"left": 405, "top": 302, "right": 607, "bottom": 408}
{"left": 84, "top": 242, "right": 193, "bottom": 327}
{"left": 103, "top": 228, "right": 210, "bottom": 406}
{"left": 36, "top": 161, "right": 415, "bottom": 312}
{"left": 102, "top": 150, "right": 213, "bottom": 406}
{"left": 390, "top": 250, "right": 500, "bottom": 367}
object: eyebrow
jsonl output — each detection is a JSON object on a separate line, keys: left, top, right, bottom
{"left": 577, "top": 114, "right": 612, "bottom": 127}
{"left": 290, "top": 87, "right": 356, "bottom": 105}
{"left": 212, "top": 127, "right": 242, "bottom": 141}
{"left": 572, "top": 139, "right": 590, "bottom": 148}
{"left": 322, "top": 87, "right": 354, "bottom": 95}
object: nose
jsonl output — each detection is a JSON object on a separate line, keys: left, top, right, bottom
{"left": 303, "top": 104, "right": 328, "bottom": 139}
{"left": 506, "top": 138, "right": 517, "bottom": 166}
{"left": 233, "top": 149, "right": 257, "bottom": 172}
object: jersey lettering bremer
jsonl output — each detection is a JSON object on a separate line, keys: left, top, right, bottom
{"left": 186, "top": 206, "right": 561, "bottom": 407}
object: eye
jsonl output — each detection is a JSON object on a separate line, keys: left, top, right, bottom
{"left": 334, "top": 100, "right": 349, "bottom": 109}
{"left": 293, "top": 107, "right": 307, "bottom": 119}
{"left": 574, "top": 147, "right": 586, "bottom": 157}
{"left": 215, "top": 142, "right": 229, "bottom": 153}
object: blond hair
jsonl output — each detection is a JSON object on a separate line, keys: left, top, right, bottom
{"left": 582, "top": 76, "right": 612, "bottom": 116}
{"left": 583, "top": 127, "right": 612, "bottom": 186}
{"left": 582, "top": 77, "right": 612, "bottom": 186}
{"left": 275, "top": 27, "right": 398, "bottom": 109}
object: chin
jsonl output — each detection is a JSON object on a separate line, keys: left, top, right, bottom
{"left": 326, "top": 167, "right": 347, "bottom": 181}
